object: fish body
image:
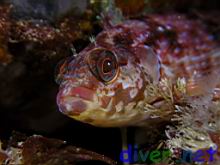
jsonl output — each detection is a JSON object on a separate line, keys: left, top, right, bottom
{"left": 56, "top": 14, "right": 220, "bottom": 127}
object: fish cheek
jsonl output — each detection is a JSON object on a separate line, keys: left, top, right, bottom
{"left": 114, "top": 87, "right": 140, "bottom": 108}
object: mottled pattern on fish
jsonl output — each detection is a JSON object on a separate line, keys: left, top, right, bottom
{"left": 56, "top": 13, "right": 220, "bottom": 127}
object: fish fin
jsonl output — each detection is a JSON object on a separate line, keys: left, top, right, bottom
{"left": 186, "top": 71, "right": 220, "bottom": 96}
{"left": 184, "top": 48, "right": 220, "bottom": 96}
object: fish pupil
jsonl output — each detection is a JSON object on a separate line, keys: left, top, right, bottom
{"left": 103, "top": 59, "right": 113, "bottom": 74}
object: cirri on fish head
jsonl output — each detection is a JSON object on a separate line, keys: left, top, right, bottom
{"left": 56, "top": 14, "right": 220, "bottom": 127}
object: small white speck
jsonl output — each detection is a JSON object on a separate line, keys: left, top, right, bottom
{"left": 115, "top": 101, "right": 124, "bottom": 112}
{"left": 18, "top": 142, "right": 23, "bottom": 147}
{"left": 65, "top": 104, "right": 72, "bottom": 112}
{"left": 157, "top": 26, "right": 164, "bottom": 32}
{"left": 137, "top": 78, "right": 143, "bottom": 89}
{"left": 122, "top": 81, "right": 130, "bottom": 89}
{"left": 129, "top": 88, "right": 138, "bottom": 98}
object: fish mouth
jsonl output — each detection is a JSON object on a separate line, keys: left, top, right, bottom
{"left": 57, "top": 86, "right": 96, "bottom": 116}
{"left": 56, "top": 86, "right": 150, "bottom": 127}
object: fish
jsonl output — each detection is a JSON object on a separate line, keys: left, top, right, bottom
{"left": 56, "top": 13, "right": 220, "bottom": 127}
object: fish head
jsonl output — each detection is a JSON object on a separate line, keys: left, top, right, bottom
{"left": 56, "top": 23, "right": 161, "bottom": 127}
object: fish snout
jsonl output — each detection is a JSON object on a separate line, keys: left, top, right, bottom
{"left": 57, "top": 86, "right": 95, "bottom": 116}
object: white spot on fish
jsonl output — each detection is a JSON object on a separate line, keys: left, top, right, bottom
{"left": 93, "top": 93, "right": 99, "bottom": 104}
{"left": 124, "top": 102, "right": 136, "bottom": 111}
{"left": 106, "top": 90, "right": 115, "bottom": 96}
{"left": 65, "top": 104, "right": 73, "bottom": 112}
{"left": 137, "top": 78, "right": 143, "bottom": 89}
{"left": 122, "top": 81, "right": 130, "bottom": 89}
{"left": 106, "top": 98, "right": 114, "bottom": 111}
{"left": 115, "top": 101, "right": 124, "bottom": 112}
{"left": 63, "top": 87, "right": 71, "bottom": 95}
{"left": 129, "top": 88, "right": 138, "bottom": 98}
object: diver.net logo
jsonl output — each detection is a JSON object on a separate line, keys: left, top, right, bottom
{"left": 120, "top": 144, "right": 218, "bottom": 164}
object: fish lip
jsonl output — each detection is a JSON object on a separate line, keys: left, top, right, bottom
{"left": 56, "top": 84, "right": 97, "bottom": 116}
{"left": 57, "top": 95, "right": 89, "bottom": 116}
{"left": 59, "top": 80, "right": 80, "bottom": 89}
{"left": 58, "top": 82, "right": 96, "bottom": 101}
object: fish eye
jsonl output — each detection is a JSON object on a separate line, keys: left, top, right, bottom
{"left": 87, "top": 49, "right": 119, "bottom": 83}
